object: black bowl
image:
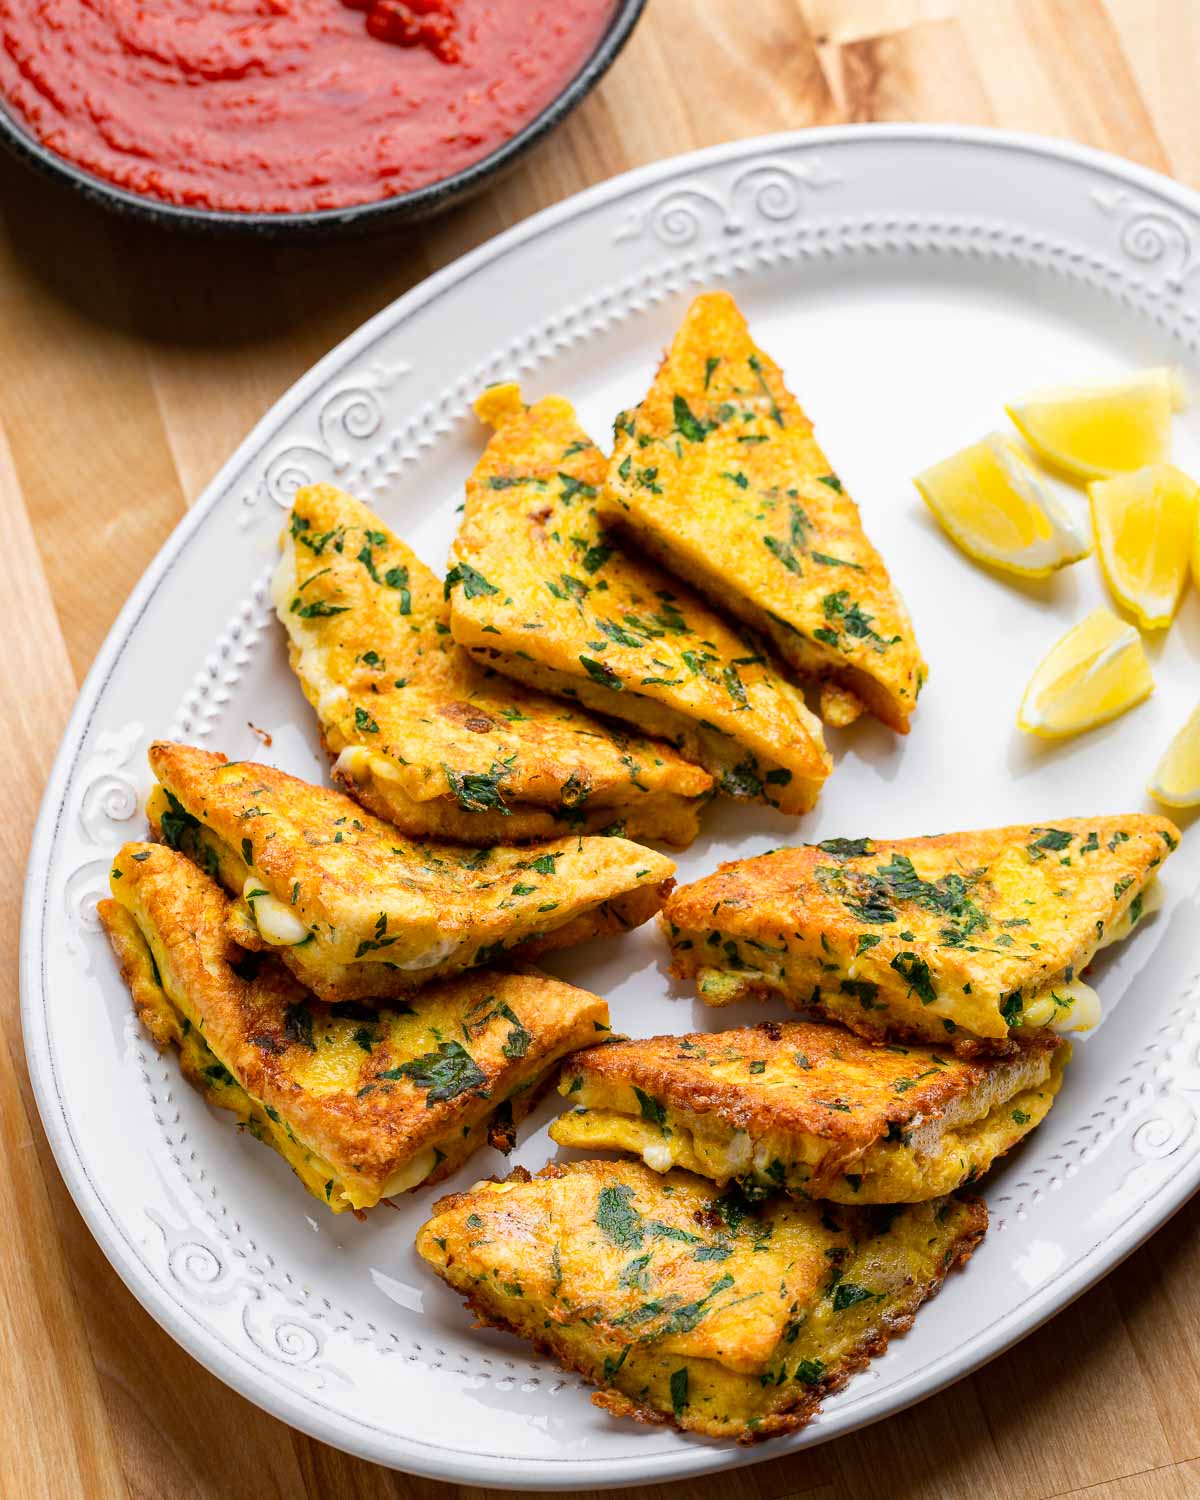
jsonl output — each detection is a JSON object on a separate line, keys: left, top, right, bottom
{"left": 0, "top": 0, "right": 646, "bottom": 239}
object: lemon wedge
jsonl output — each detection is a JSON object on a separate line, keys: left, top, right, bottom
{"left": 915, "top": 434, "right": 1090, "bottom": 577}
{"left": 1018, "top": 607, "right": 1153, "bottom": 738}
{"left": 1089, "top": 463, "right": 1199, "bottom": 629}
{"left": 1149, "top": 705, "right": 1200, "bottom": 807}
{"left": 1193, "top": 502, "right": 1200, "bottom": 594}
{"left": 1007, "top": 368, "right": 1183, "bottom": 482}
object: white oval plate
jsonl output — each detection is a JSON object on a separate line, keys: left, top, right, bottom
{"left": 22, "top": 126, "right": 1200, "bottom": 1489}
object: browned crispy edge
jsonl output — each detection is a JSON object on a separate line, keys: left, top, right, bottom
{"left": 563, "top": 1020, "right": 1064, "bottom": 1164}
{"left": 430, "top": 1170, "right": 988, "bottom": 1443}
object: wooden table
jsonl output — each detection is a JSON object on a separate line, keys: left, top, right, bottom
{"left": 4, "top": 2, "right": 1199, "bottom": 1496}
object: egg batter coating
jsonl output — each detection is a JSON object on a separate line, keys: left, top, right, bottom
{"left": 551, "top": 1020, "right": 1067, "bottom": 1202}
{"left": 445, "top": 384, "right": 831, "bottom": 814}
{"left": 99, "top": 844, "right": 610, "bottom": 1213}
{"left": 146, "top": 741, "right": 674, "bottom": 1003}
{"left": 275, "top": 483, "right": 711, "bottom": 846}
{"left": 416, "top": 1159, "right": 985, "bottom": 1441}
{"left": 663, "top": 816, "right": 1179, "bottom": 1049}
{"left": 603, "top": 292, "right": 927, "bottom": 733}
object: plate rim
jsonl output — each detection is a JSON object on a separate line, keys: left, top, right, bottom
{"left": 21, "top": 123, "right": 1200, "bottom": 1488}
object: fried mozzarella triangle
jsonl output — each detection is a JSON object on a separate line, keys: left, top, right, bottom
{"left": 417, "top": 1160, "right": 985, "bottom": 1441}
{"left": 664, "top": 816, "right": 1179, "bottom": 1047}
{"left": 551, "top": 1021, "right": 1066, "bottom": 1202}
{"left": 604, "top": 292, "right": 927, "bottom": 732}
{"left": 445, "top": 384, "right": 831, "bottom": 814}
{"left": 146, "top": 741, "right": 674, "bottom": 1003}
{"left": 275, "top": 483, "right": 711, "bottom": 846}
{"left": 100, "top": 844, "right": 609, "bottom": 1213}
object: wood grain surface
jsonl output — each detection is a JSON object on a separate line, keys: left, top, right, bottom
{"left": 4, "top": 2, "right": 1199, "bottom": 1496}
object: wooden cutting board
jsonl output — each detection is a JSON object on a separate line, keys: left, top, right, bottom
{"left": 2, "top": 2, "right": 1198, "bottom": 1497}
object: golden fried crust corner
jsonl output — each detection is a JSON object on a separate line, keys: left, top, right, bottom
{"left": 102, "top": 844, "right": 610, "bottom": 1210}
{"left": 447, "top": 386, "right": 832, "bottom": 817}
{"left": 558, "top": 1021, "right": 1064, "bottom": 1152}
{"left": 587, "top": 1225, "right": 986, "bottom": 1444}
{"left": 415, "top": 1159, "right": 987, "bottom": 1442}
{"left": 601, "top": 291, "right": 927, "bottom": 735}
{"left": 275, "top": 482, "right": 711, "bottom": 847}
{"left": 662, "top": 815, "right": 1179, "bottom": 1046}
{"left": 98, "top": 897, "right": 186, "bottom": 1049}
{"left": 145, "top": 740, "right": 675, "bottom": 1003}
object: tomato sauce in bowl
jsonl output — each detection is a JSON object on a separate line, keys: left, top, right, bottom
{"left": 0, "top": 0, "right": 621, "bottom": 217}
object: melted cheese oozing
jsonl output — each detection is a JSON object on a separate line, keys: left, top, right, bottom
{"left": 380, "top": 1147, "right": 439, "bottom": 1197}
{"left": 1023, "top": 977, "right": 1102, "bottom": 1033}
{"left": 393, "top": 937, "right": 462, "bottom": 972}
{"left": 1098, "top": 876, "right": 1162, "bottom": 949}
{"left": 335, "top": 744, "right": 407, "bottom": 786}
{"left": 242, "top": 876, "right": 308, "bottom": 946}
{"left": 271, "top": 548, "right": 348, "bottom": 721}
{"left": 640, "top": 1141, "right": 676, "bottom": 1172}
{"left": 1020, "top": 877, "right": 1161, "bottom": 1034}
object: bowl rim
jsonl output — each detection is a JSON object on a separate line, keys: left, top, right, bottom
{"left": 0, "top": 0, "right": 647, "bottom": 237}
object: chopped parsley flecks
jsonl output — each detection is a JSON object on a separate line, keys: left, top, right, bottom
{"left": 381, "top": 1041, "right": 486, "bottom": 1104}
{"left": 817, "top": 837, "right": 874, "bottom": 859}
{"left": 815, "top": 591, "right": 900, "bottom": 655}
{"left": 1026, "top": 828, "right": 1073, "bottom": 860}
{"left": 291, "top": 596, "right": 349, "bottom": 619}
{"left": 582, "top": 541, "right": 613, "bottom": 574}
{"left": 595, "top": 1183, "right": 646, "bottom": 1250}
{"left": 721, "top": 760, "right": 765, "bottom": 801}
{"left": 558, "top": 472, "right": 598, "bottom": 504}
{"left": 496, "top": 1002, "right": 531, "bottom": 1059}
{"left": 635, "top": 1087, "right": 667, "bottom": 1126}
{"left": 673, "top": 394, "right": 714, "bottom": 443}
{"left": 890, "top": 951, "right": 937, "bottom": 1004}
{"left": 747, "top": 353, "right": 783, "bottom": 426}
{"left": 488, "top": 474, "right": 546, "bottom": 490}
{"left": 811, "top": 551, "right": 863, "bottom": 571}
{"left": 580, "top": 655, "right": 623, "bottom": 691}
{"left": 831, "top": 1281, "right": 875, "bottom": 1312}
{"left": 443, "top": 760, "right": 514, "bottom": 816}
{"left": 444, "top": 562, "right": 499, "bottom": 601}
{"left": 383, "top": 564, "right": 412, "bottom": 614}
{"left": 816, "top": 851, "right": 990, "bottom": 945}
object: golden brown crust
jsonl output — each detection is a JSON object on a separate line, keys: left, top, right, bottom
{"left": 664, "top": 815, "right": 1179, "bottom": 1045}
{"left": 103, "top": 843, "right": 610, "bottom": 1206}
{"left": 97, "top": 897, "right": 183, "bottom": 1049}
{"left": 601, "top": 291, "right": 927, "bottom": 734}
{"left": 589, "top": 1204, "right": 986, "bottom": 1443}
{"left": 277, "top": 482, "right": 711, "bottom": 845}
{"left": 559, "top": 1019, "right": 1063, "bottom": 1157}
{"left": 417, "top": 1159, "right": 988, "bottom": 1442}
{"left": 446, "top": 385, "right": 831, "bottom": 815}
{"left": 147, "top": 739, "right": 675, "bottom": 1002}
{"left": 327, "top": 741, "right": 705, "bottom": 849}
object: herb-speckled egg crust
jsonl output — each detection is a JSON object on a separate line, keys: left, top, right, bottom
{"left": 275, "top": 483, "right": 712, "bottom": 847}
{"left": 416, "top": 1159, "right": 986, "bottom": 1441}
{"left": 549, "top": 1021, "right": 1066, "bottom": 1203}
{"left": 445, "top": 384, "right": 831, "bottom": 815}
{"left": 602, "top": 292, "right": 927, "bottom": 733}
{"left": 663, "top": 816, "right": 1179, "bottom": 1047}
{"left": 146, "top": 741, "right": 675, "bottom": 1004}
{"left": 100, "top": 844, "right": 610, "bottom": 1213}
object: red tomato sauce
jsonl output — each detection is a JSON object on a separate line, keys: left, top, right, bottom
{"left": 0, "top": 0, "right": 618, "bottom": 214}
